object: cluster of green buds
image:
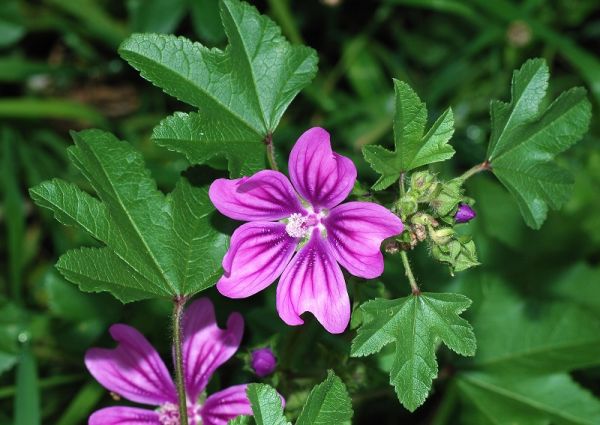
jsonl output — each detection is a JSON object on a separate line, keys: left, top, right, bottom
{"left": 388, "top": 171, "right": 479, "bottom": 274}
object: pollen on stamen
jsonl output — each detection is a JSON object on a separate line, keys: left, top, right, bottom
{"left": 285, "top": 213, "right": 309, "bottom": 238}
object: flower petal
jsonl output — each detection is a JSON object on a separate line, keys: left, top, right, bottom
{"left": 85, "top": 324, "right": 176, "bottom": 405}
{"left": 200, "top": 385, "right": 253, "bottom": 425}
{"left": 182, "top": 298, "right": 244, "bottom": 402}
{"left": 209, "top": 170, "right": 305, "bottom": 221}
{"left": 288, "top": 127, "right": 357, "bottom": 210}
{"left": 89, "top": 406, "right": 161, "bottom": 425}
{"left": 324, "top": 202, "right": 404, "bottom": 279}
{"left": 276, "top": 230, "right": 350, "bottom": 334}
{"left": 217, "top": 222, "right": 298, "bottom": 298}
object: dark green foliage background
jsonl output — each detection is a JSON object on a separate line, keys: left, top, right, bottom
{"left": 1, "top": 0, "right": 599, "bottom": 423}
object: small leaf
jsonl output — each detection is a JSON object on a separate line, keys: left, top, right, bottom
{"left": 351, "top": 293, "right": 475, "bottom": 411}
{"left": 29, "top": 129, "right": 227, "bottom": 302}
{"left": 119, "top": 0, "right": 318, "bottom": 177}
{"left": 296, "top": 371, "right": 353, "bottom": 425}
{"left": 362, "top": 79, "right": 455, "bottom": 190}
{"left": 487, "top": 58, "right": 592, "bottom": 229}
{"left": 246, "top": 384, "right": 288, "bottom": 425}
{"left": 457, "top": 372, "right": 600, "bottom": 425}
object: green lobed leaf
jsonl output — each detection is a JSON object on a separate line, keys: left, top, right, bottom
{"left": 296, "top": 371, "right": 353, "bottom": 425}
{"left": 351, "top": 293, "right": 475, "bottom": 411}
{"left": 457, "top": 372, "right": 600, "bottom": 425}
{"left": 487, "top": 58, "right": 592, "bottom": 229}
{"left": 29, "top": 129, "right": 227, "bottom": 302}
{"left": 118, "top": 0, "right": 318, "bottom": 177}
{"left": 246, "top": 384, "right": 288, "bottom": 425}
{"left": 362, "top": 79, "right": 455, "bottom": 190}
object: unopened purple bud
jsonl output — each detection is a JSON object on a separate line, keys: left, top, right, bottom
{"left": 455, "top": 203, "right": 476, "bottom": 223}
{"left": 251, "top": 348, "right": 277, "bottom": 377}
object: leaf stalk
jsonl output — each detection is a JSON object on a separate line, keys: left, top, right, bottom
{"left": 172, "top": 295, "right": 189, "bottom": 425}
{"left": 264, "top": 132, "right": 279, "bottom": 171}
{"left": 458, "top": 160, "right": 491, "bottom": 181}
{"left": 400, "top": 251, "right": 420, "bottom": 295}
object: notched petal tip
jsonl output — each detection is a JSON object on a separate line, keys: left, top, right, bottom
{"left": 84, "top": 324, "right": 176, "bottom": 406}
{"left": 209, "top": 171, "right": 304, "bottom": 222}
{"left": 276, "top": 231, "right": 351, "bottom": 334}
{"left": 289, "top": 127, "right": 357, "bottom": 210}
{"left": 181, "top": 298, "right": 244, "bottom": 401}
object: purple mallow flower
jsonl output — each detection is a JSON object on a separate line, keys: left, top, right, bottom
{"left": 251, "top": 348, "right": 277, "bottom": 377}
{"left": 455, "top": 203, "right": 476, "bottom": 223}
{"left": 84, "top": 298, "right": 256, "bottom": 425}
{"left": 209, "top": 127, "right": 404, "bottom": 334}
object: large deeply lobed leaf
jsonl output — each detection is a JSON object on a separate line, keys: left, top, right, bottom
{"left": 351, "top": 292, "right": 476, "bottom": 411}
{"left": 119, "top": 0, "right": 318, "bottom": 177}
{"left": 30, "top": 129, "right": 227, "bottom": 302}
{"left": 362, "top": 79, "right": 455, "bottom": 190}
{"left": 487, "top": 58, "right": 591, "bottom": 229}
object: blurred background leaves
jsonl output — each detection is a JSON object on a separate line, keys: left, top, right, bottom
{"left": 0, "top": 0, "right": 598, "bottom": 423}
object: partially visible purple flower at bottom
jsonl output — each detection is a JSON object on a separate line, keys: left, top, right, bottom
{"left": 455, "top": 203, "right": 476, "bottom": 223}
{"left": 251, "top": 348, "right": 277, "bottom": 377}
{"left": 84, "top": 298, "right": 270, "bottom": 425}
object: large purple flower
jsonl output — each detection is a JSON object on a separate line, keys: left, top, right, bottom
{"left": 85, "top": 298, "right": 253, "bottom": 425}
{"left": 209, "top": 127, "right": 404, "bottom": 334}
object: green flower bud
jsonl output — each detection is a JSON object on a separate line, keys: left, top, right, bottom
{"left": 430, "top": 227, "right": 455, "bottom": 245}
{"left": 411, "top": 212, "right": 437, "bottom": 227}
{"left": 430, "top": 178, "right": 463, "bottom": 216}
{"left": 397, "top": 195, "right": 418, "bottom": 217}
{"left": 410, "top": 171, "right": 439, "bottom": 200}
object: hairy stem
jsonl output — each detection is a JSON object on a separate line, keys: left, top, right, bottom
{"left": 458, "top": 160, "right": 491, "bottom": 181}
{"left": 399, "top": 172, "right": 406, "bottom": 196}
{"left": 400, "top": 251, "right": 420, "bottom": 295}
{"left": 264, "top": 133, "right": 279, "bottom": 171}
{"left": 173, "top": 296, "right": 188, "bottom": 425}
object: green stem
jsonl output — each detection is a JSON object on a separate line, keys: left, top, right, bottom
{"left": 173, "top": 296, "right": 188, "bottom": 425}
{"left": 264, "top": 133, "right": 279, "bottom": 171}
{"left": 400, "top": 251, "right": 420, "bottom": 295}
{"left": 458, "top": 160, "right": 491, "bottom": 181}
{"left": 399, "top": 172, "right": 406, "bottom": 196}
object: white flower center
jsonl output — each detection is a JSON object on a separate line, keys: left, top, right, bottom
{"left": 285, "top": 213, "right": 309, "bottom": 238}
{"left": 285, "top": 211, "right": 327, "bottom": 238}
{"left": 158, "top": 402, "right": 202, "bottom": 425}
